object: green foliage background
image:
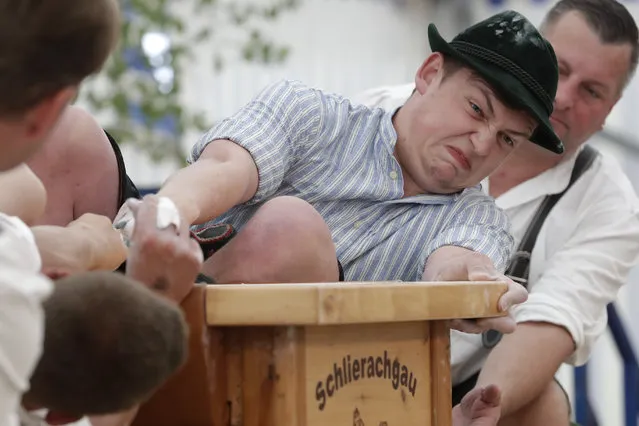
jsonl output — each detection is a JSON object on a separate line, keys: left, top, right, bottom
{"left": 82, "top": 0, "right": 299, "bottom": 164}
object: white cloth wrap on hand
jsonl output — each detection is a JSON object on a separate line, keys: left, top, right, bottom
{"left": 114, "top": 197, "right": 181, "bottom": 245}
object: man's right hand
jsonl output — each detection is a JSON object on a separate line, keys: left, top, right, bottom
{"left": 67, "top": 213, "right": 128, "bottom": 271}
{"left": 124, "top": 195, "right": 203, "bottom": 303}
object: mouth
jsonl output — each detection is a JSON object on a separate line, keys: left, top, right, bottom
{"left": 550, "top": 116, "right": 567, "bottom": 130}
{"left": 446, "top": 146, "right": 471, "bottom": 171}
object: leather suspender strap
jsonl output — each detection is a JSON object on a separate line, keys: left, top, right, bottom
{"left": 505, "top": 145, "right": 600, "bottom": 288}
{"left": 481, "top": 145, "right": 600, "bottom": 350}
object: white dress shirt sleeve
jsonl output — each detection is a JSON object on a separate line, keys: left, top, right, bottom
{"left": 513, "top": 160, "right": 639, "bottom": 365}
{"left": 0, "top": 213, "right": 52, "bottom": 425}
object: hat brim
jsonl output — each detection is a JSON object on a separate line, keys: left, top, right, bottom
{"left": 428, "top": 24, "right": 564, "bottom": 155}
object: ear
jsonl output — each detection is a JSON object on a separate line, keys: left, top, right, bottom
{"left": 414, "top": 52, "right": 445, "bottom": 95}
{"left": 23, "top": 87, "right": 77, "bottom": 142}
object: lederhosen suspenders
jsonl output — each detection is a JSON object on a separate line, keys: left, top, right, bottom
{"left": 104, "top": 130, "right": 141, "bottom": 205}
{"left": 481, "top": 145, "right": 600, "bottom": 349}
{"left": 104, "top": 130, "right": 141, "bottom": 273}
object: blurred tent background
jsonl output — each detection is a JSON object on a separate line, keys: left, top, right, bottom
{"left": 75, "top": 1, "right": 639, "bottom": 424}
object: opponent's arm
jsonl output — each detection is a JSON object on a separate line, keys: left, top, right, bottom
{"left": 32, "top": 214, "right": 127, "bottom": 274}
{"left": 0, "top": 164, "right": 47, "bottom": 226}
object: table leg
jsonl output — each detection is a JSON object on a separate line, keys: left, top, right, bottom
{"left": 430, "top": 320, "right": 452, "bottom": 426}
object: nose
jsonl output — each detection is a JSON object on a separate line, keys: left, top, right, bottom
{"left": 469, "top": 126, "right": 495, "bottom": 157}
{"left": 554, "top": 78, "right": 576, "bottom": 111}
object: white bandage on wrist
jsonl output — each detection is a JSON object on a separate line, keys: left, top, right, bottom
{"left": 156, "top": 197, "right": 181, "bottom": 230}
{"left": 113, "top": 197, "right": 181, "bottom": 245}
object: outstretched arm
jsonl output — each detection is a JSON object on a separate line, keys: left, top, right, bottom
{"left": 32, "top": 214, "right": 128, "bottom": 274}
{"left": 157, "top": 140, "right": 258, "bottom": 226}
{"left": 0, "top": 162, "right": 126, "bottom": 274}
{"left": 152, "top": 80, "right": 324, "bottom": 227}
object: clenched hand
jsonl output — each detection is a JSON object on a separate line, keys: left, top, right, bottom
{"left": 124, "top": 195, "right": 203, "bottom": 303}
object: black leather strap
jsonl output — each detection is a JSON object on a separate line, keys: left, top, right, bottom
{"left": 104, "top": 130, "right": 141, "bottom": 205}
{"left": 505, "top": 145, "right": 600, "bottom": 287}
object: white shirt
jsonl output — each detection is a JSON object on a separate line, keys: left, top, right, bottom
{"left": 353, "top": 84, "right": 639, "bottom": 384}
{"left": 0, "top": 213, "right": 52, "bottom": 426}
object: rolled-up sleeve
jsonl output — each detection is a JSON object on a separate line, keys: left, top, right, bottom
{"left": 188, "top": 80, "right": 322, "bottom": 204}
{"left": 422, "top": 188, "right": 515, "bottom": 273}
{"left": 512, "top": 200, "right": 639, "bottom": 365}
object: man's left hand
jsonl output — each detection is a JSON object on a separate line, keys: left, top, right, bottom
{"left": 424, "top": 247, "right": 528, "bottom": 334}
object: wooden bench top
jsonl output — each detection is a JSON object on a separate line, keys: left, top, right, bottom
{"left": 205, "top": 281, "right": 508, "bottom": 326}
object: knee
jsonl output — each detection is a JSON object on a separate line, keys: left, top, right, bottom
{"left": 245, "top": 196, "right": 334, "bottom": 251}
{"left": 207, "top": 196, "right": 338, "bottom": 283}
{"left": 499, "top": 380, "right": 571, "bottom": 426}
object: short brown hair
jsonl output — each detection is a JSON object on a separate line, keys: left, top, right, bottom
{"left": 541, "top": 0, "right": 639, "bottom": 87}
{"left": 0, "top": 0, "right": 120, "bottom": 115}
{"left": 25, "top": 271, "right": 189, "bottom": 416}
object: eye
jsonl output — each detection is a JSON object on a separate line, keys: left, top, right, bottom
{"left": 470, "top": 101, "right": 484, "bottom": 117}
{"left": 585, "top": 86, "right": 601, "bottom": 99}
{"left": 502, "top": 134, "right": 515, "bottom": 147}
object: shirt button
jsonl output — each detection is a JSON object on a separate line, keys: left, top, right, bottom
{"left": 389, "top": 170, "right": 398, "bottom": 180}
{"left": 354, "top": 221, "right": 362, "bottom": 229}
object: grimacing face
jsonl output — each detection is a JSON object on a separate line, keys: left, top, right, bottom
{"left": 543, "top": 11, "right": 632, "bottom": 154}
{"left": 393, "top": 53, "right": 536, "bottom": 195}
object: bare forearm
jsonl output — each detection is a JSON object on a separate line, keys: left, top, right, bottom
{"left": 475, "top": 322, "right": 574, "bottom": 415}
{"left": 32, "top": 226, "right": 94, "bottom": 272}
{"left": 158, "top": 140, "right": 258, "bottom": 226}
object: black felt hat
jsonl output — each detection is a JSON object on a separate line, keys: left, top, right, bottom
{"left": 429, "top": 10, "right": 564, "bottom": 154}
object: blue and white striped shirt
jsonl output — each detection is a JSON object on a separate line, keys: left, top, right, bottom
{"left": 190, "top": 80, "right": 514, "bottom": 281}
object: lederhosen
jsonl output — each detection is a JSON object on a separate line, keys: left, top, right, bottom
{"left": 451, "top": 146, "right": 599, "bottom": 407}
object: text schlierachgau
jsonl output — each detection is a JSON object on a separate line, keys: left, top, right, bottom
{"left": 315, "top": 350, "right": 418, "bottom": 411}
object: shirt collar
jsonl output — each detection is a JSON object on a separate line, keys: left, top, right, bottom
{"left": 491, "top": 146, "right": 583, "bottom": 210}
{"left": 378, "top": 108, "right": 475, "bottom": 206}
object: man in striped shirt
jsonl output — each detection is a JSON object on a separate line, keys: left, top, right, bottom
{"left": 130, "top": 10, "right": 563, "bottom": 423}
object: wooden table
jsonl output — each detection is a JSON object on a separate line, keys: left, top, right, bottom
{"left": 132, "top": 281, "right": 507, "bottom": 426}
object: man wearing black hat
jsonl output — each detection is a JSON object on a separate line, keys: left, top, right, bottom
{"left": 355, "top": 0, "right": 639, "bottom": 425}
{"left": 122, "top": 9, "right": 558, "bottom": 423}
